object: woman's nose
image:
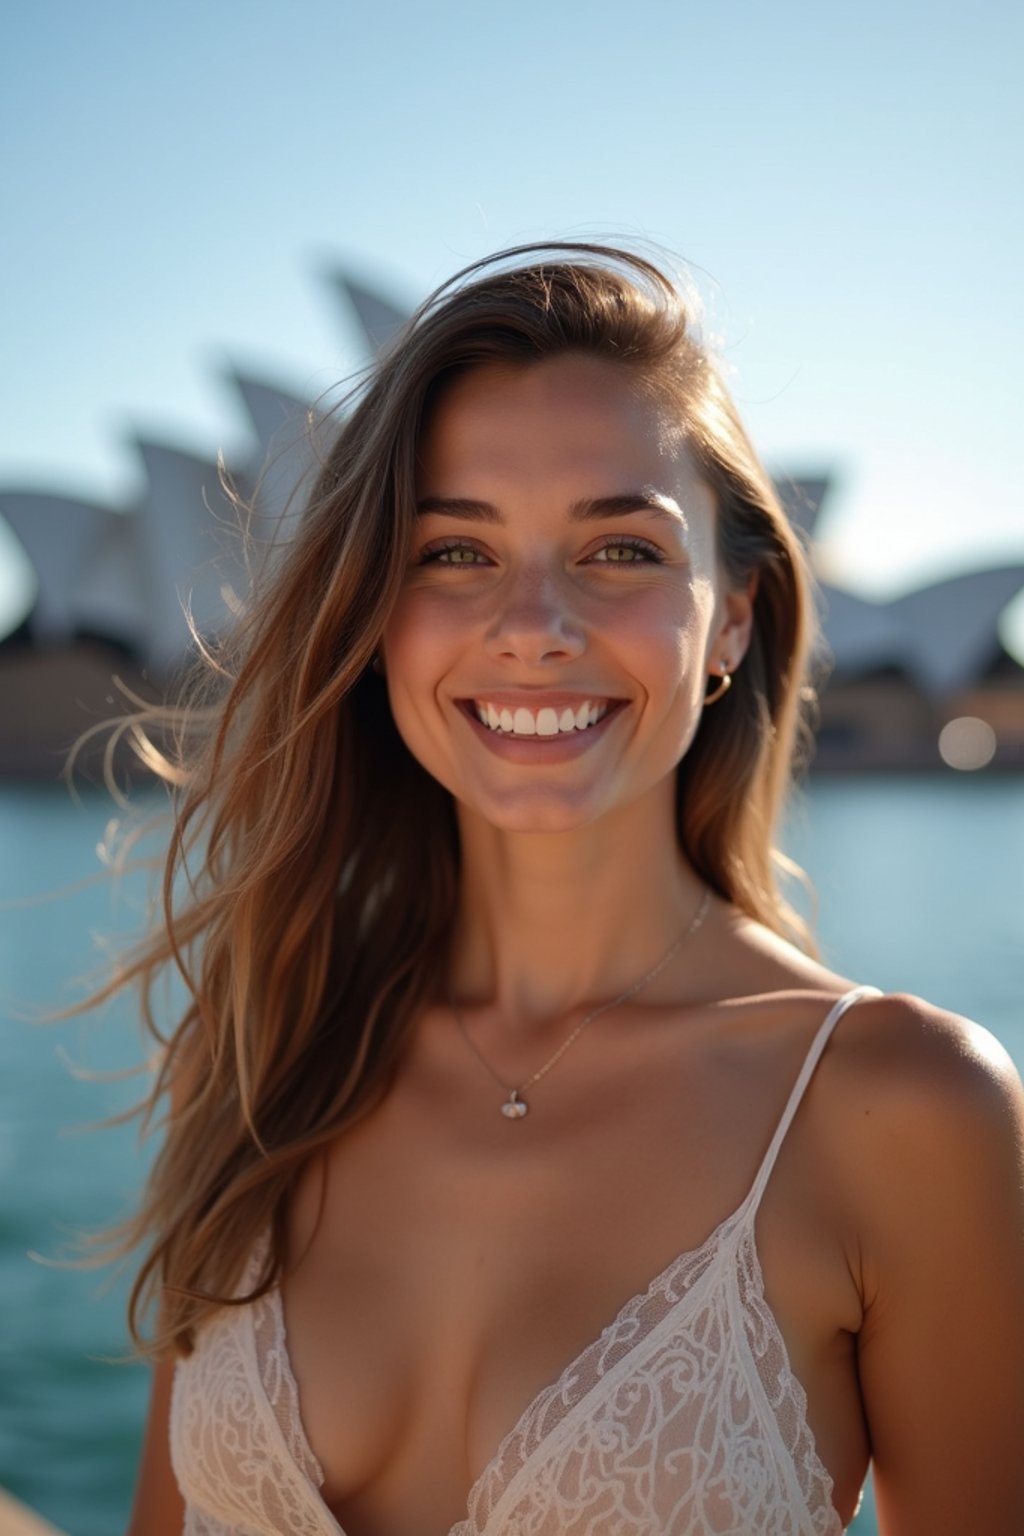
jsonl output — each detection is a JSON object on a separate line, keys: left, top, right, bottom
{"left": 483, "top": 565, "right": 586, "bottom": 665}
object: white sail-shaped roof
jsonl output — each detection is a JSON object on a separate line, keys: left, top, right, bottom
{"left": 332, "top": 273, "right": 409, "bottom": 355}
{"left": 131, "top": 438, "right": 252, "bottom": 675}
{"left": 69, "top": 507, "right": 148, "bottom": 649}
{"left": 230, "top": 370, "right": 325, "bottom": 534}
{"left": 821, "top": 567, "right": 1024, "bottom": 696}
{"left": 0, "top": 493, "right": 123, "bottom": 646}
{"left": 895, "top": 566, "right": 1024, "bottom": 695}
{"left": 818, "top": 585, "right": 907, "bottom": 676}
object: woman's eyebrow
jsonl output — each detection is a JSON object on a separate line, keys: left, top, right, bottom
{"left": 571, "top": 493, "right": 686, "bottom": 524}
{"left": 415, "top": 493, "right": 686, "bottom": 524}
{"left": 416, "top": 497, "right": 499, "bottom": 521}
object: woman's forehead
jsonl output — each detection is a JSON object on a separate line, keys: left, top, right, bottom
{"left": 426, "top": 354, "right": 675, "bottom": 430}
{"left": 417, "top": 355, "right": 700, "bottom": 501}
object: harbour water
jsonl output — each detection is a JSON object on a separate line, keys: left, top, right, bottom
{"left": 2, "top": 777, "right": 1022, "bottom": 1535}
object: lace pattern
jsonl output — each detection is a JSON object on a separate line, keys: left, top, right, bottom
{"left": 172, "top": 1244, "right": 334, "bottom": 1536}
{"left": 450, "top": 1216, "right": 842, "bottom": 1536}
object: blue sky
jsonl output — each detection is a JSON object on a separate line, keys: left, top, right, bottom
{"left": 3, "top": 0, "right": 1022, "bottom": 648}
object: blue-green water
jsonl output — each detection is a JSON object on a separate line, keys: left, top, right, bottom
{"left": 2, "top": 780, "right": 1023, "bottom": 1535}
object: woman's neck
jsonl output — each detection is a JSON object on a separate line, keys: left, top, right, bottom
{"left": 449, "top": 786, "right": 707, "bottom": 1027}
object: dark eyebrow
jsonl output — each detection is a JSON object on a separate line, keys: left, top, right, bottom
{"left": 415, "top": 493, "right": 684, "bottom": 523}
{"left": 416, "top": 497, "right": 500, "bottom": 521}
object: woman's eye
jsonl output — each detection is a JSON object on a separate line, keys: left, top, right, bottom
{"left": 417, "top": 541, "right": 490, "bottom": 566}
{"left": 589, "top": 538, "right": 664, "bottom": 564}
{"left": 415, "top": 536, "right": 664, "bottom": 568}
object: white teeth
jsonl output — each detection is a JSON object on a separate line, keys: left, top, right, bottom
{"left": 473, "top": 700, "right": 613, "bottom": 737}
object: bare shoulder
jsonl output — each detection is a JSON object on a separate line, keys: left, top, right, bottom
{"left": 826, "top": 989, "right": 1024, "bottom": 1139}
{"left": 820, "top": 991, "right": 1024, "bottom": 1268}
{"left": 719, "top": 906, "right": 1024, "bottom": 1215}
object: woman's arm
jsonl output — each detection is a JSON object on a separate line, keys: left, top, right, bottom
{"left": 125, "top": 1353, "right": 184, "bottom": 1536}
{"left": 848, "top": 995, "right": 1024, "bottom": 1534}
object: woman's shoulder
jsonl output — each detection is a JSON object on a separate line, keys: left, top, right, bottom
{"left": 723, "top": 909, "right": 1023, "bottom": 1189}
{"left": 814, "top": 989, "right": 1024, "bottom": 1270}
{"left": 824, "top": 987, "right": 1023, "bottom": 1133}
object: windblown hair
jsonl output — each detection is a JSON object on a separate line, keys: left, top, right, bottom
{"left": 97, "top": 242, "right": 819, "bottom": 1356}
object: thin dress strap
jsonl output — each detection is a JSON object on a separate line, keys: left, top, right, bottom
{"left": 743, "top": 986, "right": 882, "bottom": 1219}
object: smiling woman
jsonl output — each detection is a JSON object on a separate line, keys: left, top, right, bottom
{"left": 384, "top": 355, "right": 751, "bottom": 836}
{"left": 99, "top": 244, "right": 1024, "bottom": 1536}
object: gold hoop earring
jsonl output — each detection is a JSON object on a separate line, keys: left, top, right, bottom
{"left": 704, "top": 661, "right": 732, "bottom": 706}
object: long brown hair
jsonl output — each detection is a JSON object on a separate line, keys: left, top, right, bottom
{"left": 93, "top": 242, "right": 818, "bottom": 1356}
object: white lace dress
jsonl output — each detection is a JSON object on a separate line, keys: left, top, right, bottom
{"left": 171, "top": 988, "right": 878, "bottom": 1535}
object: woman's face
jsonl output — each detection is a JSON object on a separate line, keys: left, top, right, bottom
{"left": 382, "top": 354, "right": 753, "bottom": 834}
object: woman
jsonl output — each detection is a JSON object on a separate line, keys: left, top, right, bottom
{"left": 123, "top": 244, "right": 1024, "bottom": 1535}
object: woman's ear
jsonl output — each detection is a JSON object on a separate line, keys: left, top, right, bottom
{"left": 708, "top": 569, "right": 758, "bottom": 675}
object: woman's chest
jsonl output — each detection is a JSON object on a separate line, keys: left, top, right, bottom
{"left": 275, "top": 1025, "right": 867, "bottom": 1531}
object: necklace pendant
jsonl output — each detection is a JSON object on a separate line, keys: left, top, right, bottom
{"left": 501, "top": 1089, "right": 528, "bottom": 1119}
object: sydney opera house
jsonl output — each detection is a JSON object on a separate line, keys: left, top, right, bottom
{"left": 1, "top": 273, "right": 1022, "bottom": 779}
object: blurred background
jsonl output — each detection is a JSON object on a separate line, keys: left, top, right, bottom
{"left": 1, "top": 2, "right": 1022, "bottom": 1531}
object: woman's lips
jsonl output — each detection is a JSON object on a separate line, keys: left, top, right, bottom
{"left": 455, "top": 697, "right": 627, "bottom": 760}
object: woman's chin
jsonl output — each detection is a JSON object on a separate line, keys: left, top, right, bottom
{"left": 454, "top": 787, "right": 612, "bottom": 837}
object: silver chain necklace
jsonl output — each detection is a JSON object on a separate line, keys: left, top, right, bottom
{"left": 449, "top": 887, "right": 711, "bottom": 1120}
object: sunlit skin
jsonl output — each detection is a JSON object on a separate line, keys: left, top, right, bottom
{"left": 382, "top": 354, "right": 754, "bottom": 1022}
